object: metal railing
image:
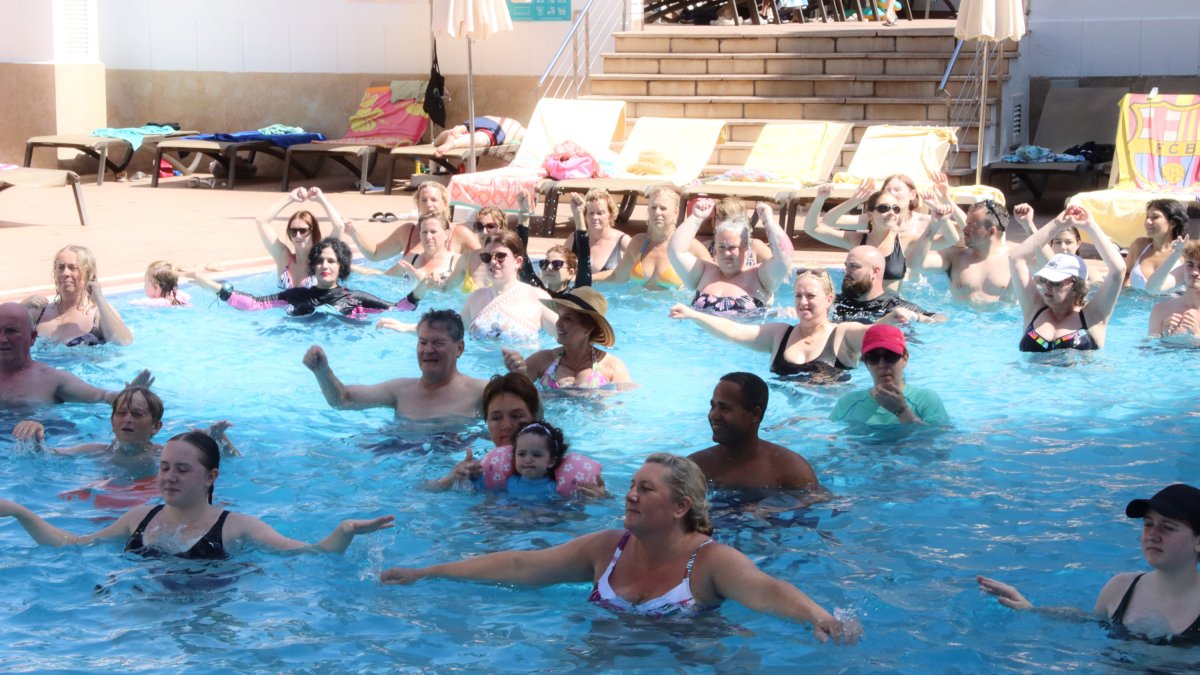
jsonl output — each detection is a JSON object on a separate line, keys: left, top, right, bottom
{"left": 939, "top": 39, "right": 1006, "bottom": 177}
{"left": 538, "top": 0, "right": 630, "bottom": 99}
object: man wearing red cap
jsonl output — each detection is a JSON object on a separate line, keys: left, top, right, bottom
{"left": 830, "top": 324, "right": 948, "bottom": 425}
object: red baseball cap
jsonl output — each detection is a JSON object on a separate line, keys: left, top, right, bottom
{"left": 862, "top": 324, "right": 906, "bottom": 355}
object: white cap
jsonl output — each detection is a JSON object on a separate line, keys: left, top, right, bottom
{"left": 1035, "top": 253, "right": 1087, "bottom": 283}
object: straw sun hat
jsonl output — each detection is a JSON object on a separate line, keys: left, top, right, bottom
{"left": 539, "top": 287, "right": 616, "bottom": 347}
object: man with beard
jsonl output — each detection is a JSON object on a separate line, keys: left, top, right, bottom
{"left": 689, "top": 372, "right": 818, "bottom": 490}
{"left": 831, "top": 324, "right": 948, "bottom": 426}
{"left": 832, "top": 246, "right": 944, "bottom": 324}
{"left": 304, "top": 309, "right": 485, "bottom": 420}
{"left": 911, "top": 200, "right": 1014, "bottom": 305}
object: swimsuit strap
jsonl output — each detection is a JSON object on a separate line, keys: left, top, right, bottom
{"left": 35, "top": 304, "right": 48, "bottom": 324}
{"left": 1109, "top": 573, "right": 1145, "bottom": 625}
{"left": 405, "top": 223, "right": 419, "bottom": 255}
{"left": 683, "top": 538, "right": 713, "bottom": 580}
{"left": 771, "top": 324, "right": 796, "bottom": 370}
{"left": 132, "top": 504, "right": 165, "bottom": 538}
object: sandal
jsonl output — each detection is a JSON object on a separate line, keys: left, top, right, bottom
{"left": 380, "top": 212, "right": 398, "bottom": 222}
{"left": 370, "top": 212, "right": 387, "bottom": 222}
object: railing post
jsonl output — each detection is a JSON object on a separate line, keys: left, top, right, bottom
{"left": 583, "top": 10, "right": 591, "bottom": 96}
{"left": 571, "top": 9, "right": 580, "bottom": 99}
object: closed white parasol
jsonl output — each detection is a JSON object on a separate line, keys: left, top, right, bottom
{"left": 955, "top": 0, "right": 1026, "bottom": 184}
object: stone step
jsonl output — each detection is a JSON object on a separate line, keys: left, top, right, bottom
{"left": 585, "top": 95, "right": 997, "bottom": 123}
{"left": 590, "top": 73, "right": 1008, "bottom": 98}
{"left": 613, "top": 33, "right": 980, "bottom": 55}
{"left": 602, "top": 51, "right": 1013, "bottom": 77}
{"left": 618, "top": 116, "right": 986, "bottom": 143}
{"left": 609, "top": 138, "right": 980, "bottom": 171}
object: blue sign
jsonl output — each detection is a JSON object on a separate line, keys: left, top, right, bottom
{"left": 507, "top": 0, "right": 571, "bottom": 22}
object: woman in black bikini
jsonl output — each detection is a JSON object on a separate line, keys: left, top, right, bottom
{"left": 21, "top": 245, "right": 134, "bottom": 346}
{"left": 1008, "top": 205, "right": 1125, "bottom": 352}
{"left": 669, "top": 270, "right": 886, "bottom": 383}
{"left": 978, "top": 484, "right": 1200, "bottom": 646}
{"left": 0, "top": 431, "right": 393, "bottom": 559}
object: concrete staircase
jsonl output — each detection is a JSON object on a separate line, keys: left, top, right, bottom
{"left": 585, "top": 22, "right": 1015, "bottom": 183}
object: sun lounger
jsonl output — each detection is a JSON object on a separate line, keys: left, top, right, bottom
{"left": 682, "top": 121, "right": 853, "bottom": 235}
{"left": 446, "top": 98, "right": 627, "bottom": 215}
{"left": 151, "top": 130, "right": 324, "bottom": 190}
{"left": 984, "top": 86, "right": 1127, "bottom": 200}
{"left": 281, "top": 83, "right": 431, "bottom": 194}
{"left": 383, "top": 117, "right": 526, "bottom": 194}
{"left": 1, "top": 164, "right": 89, "bottom": 226}
{"left": 538, "top": 117, "right": 728, "bottom": 225}
{"left": 24, "top": 128, "right": 198, "bottom": 186}
{"left": 1069, "top": 93, "right": 1200, "bottom": 246}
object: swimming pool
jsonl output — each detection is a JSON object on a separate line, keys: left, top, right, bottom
{"left": 2, "top": 265, "right": 1198, "bottom": 672}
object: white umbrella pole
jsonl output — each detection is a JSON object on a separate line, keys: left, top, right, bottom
{"left": 467, "top": 36, "right": 477, "bottom": 174}
{"left": 976, "top": 41, "right": 988, "bottom": 186}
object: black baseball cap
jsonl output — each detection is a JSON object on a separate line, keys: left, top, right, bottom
{"left": 1125, "top": 484, "right": 1200, "bottom": 532}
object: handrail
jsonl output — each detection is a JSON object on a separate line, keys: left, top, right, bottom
{"left": 538, "top": 0, "right": 600, "bottom": 88}
{"left": 941, "top": 39, "right": 1005, "bottom": 176}
{"left": 938, "top": 40, "right": 964, "bottom": 95}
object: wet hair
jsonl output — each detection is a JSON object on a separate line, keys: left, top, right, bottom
{"left": 476, "top": 206, "right": 509, "bottom": 230}
{"left": 52, "top": 245, "right": 98, "bottom": 309}
{"left": 484, "top": 229, "right": 526, "bottom": 260}
{"left": 416, "top": 182, "right": 452, "bottom": 218}
{"left": 714, "top": 196, "right": 746, "bottom": 224}
{"left": 168, "top": 431, "right": 220, "bottom": 504}
{"left": 719, "top": 372, "right": 769, "bottom": 415}
{"left": 544, "top": 245, "right": 578, "bottom": 273}
{"left": 1146, "top": 199, "right": 1188, "bottom": 240}
{"left": 144, "top": 261, "right": 184, "bottom": 306}
{"left": 969, "top": 200, "right": 1009, "bottom": 234}
{"left": 1183, "top": 240, "right": 1200, "bottom": 264}
{"left": 111, "top": 386, "right": 164, "bottom": 425}
{"left": 417, "top": 308, "right": 465, "bottom": 342}
{"left": 308, "top": 237, "right": 352, "bottom": 281}
{"left": 645, "top": 185, "right": 681, "bottom": 213}
{"left": 583, "top": 189, "right": 619, "bottom": 227}
{"left": 287, "top": 211, "right": 323, "bottom": 243}
{"left": 418, "top": 212, "right": 451, "bottom": 233}
{"left": 483, "top": 372, "right": 542, "bottom": 419}
{"left": 795, "top": 268, "right": 835, "bottom": 296}
{"left": 514, "top": 420, "right": 569, "bottom": 478}
{"left": 881, "top": 174, "right": 920, "bottom": 212}
{"left": 644, "top": 453, "right": 713, "bottom": 535}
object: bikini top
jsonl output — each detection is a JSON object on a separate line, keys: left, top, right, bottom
{"left": 631, "top": 238, "right": 683, "bottom": 287}
{"left": 125, "top": 504, "right": 230, "bottom": 560}
{"left": 278, "top": 254, "right": 317, "bottom": 291}
{"left": 598, "top": 233, "right": 631, "bottom": 272}
{"left": 1128, "top": 243, "right": 1181, "bottom": 291}
{"left": 588, "top": 531, "right": 714, "bottom": 618}
{"left": 770, "top": 324, "right": 852, "bottom": 379}
{"left": 691, "top": 291, "right": 766, "bottom": 318}
{"left": 537, "top": 348, "right": 611, "bottom": 390}
{"left": 469, "top": 285, "right": 541, "bottom": 342}
{"left": 35, "top": 304, "right": 104, "bottom": 347}
{"left": 1018, "top": 306, "right": 1099, "bottom": 352}
{"left": 1108, "top": 573, "right": 1200, "bottom": 645}
{"left": 862, "top": 233, "right": 907, "bottom": 281}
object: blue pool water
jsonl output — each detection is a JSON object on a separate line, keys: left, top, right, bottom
{"left": 2, "top": 264, "right": 1199, "bottom": 672}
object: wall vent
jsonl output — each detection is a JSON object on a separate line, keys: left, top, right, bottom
{"left": 56, "top": 0, "right": 96, "bottom": 61}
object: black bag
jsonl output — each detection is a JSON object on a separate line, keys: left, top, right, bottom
{"left": 424, "top": 41, "right": 447, "bottom": 128}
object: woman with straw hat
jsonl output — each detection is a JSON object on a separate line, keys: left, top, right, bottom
{"left": 502, "top": 287, "right": 633, "bottom": 389}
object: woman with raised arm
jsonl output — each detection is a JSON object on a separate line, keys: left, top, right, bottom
{"left": 344, "top": 182, "right": 480, "bottom": 261}
{"left": 669, "top": 270, "right": 888, "bottom": 383}
{"left": 21, "top": 245, "right": 133, "bottom": 346}
{"left": 1010, "top": 203, "right": 1083, "bottom": 268}
{"left": 668, "top": 198, "right": 791, "bottom": 317}
{"left": 1008, "top": 205, "right": 1125, "bottom": 352}
{"left": 564, "top": 189, "right": 629, "bottom": 282}
{"left": 255, "top": 187, "right": 346, "bottom": 290}
{"left": 1123, "top": 199, "right": 1189, "bottom": 294}
{"left": 383, "top": 453, "right": 856, "bottom": 642}
{"left": 0, "top": 431, "right": 393, "bottom": 558}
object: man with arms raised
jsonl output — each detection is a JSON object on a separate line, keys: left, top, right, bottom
{"left": 912, "top": 200, "right": 1014, "bottom": 305}
{"left": 304, "top": 309, "right": 485, "bottom": 419}
{"left": 689, "top": 372, "right": 818, "bottom": 490}
{"left": 0, "top": 302, "right": 152, "bottom": 407}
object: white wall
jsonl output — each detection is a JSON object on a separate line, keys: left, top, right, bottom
{"left": 0, "top": 1, "right": 56, "bottom": 62}
{"left": 1024, "top": 0, "right": 1200, "bottom": 77}
{"left": 93, "top": 0, "right": 572, "bottom": 76}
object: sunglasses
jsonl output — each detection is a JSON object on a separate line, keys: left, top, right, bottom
{"left": 287, "top": 228, "right": 311, "bottom": 238}
{"left": 1035, "top": 277, "right": 1072, "bottom": 289}
{"left": 863, "top": 349, "right": 903, "bottom": 366}
{"left": 479, "top": 251, "right": 510, "bottom": 265}
{"left": 538, "top": 259, "right": 567, "bottom": 271}
{"left": 873, "top": 204, "right": 903, "bottom": 215}
{"left": 474, "top": 221, "right": 501, "bottom": 234}
{"left": 792, "top": 267, "right": 829, "bottom": 277}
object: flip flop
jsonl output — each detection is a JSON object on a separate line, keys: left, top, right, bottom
{"left": 381, "top": 212, "right": 399, "bottom": 222}
{"left": 370, "top": 212, "right": 387, "bottom": 222}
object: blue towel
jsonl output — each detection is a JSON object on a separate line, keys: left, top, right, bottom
{"left": 91, "top": 124, "right": 179, "bottom": 151}
{"left": 181, "top": 131, "right": 326, "bottom": 149}
{"left": 1000, "top": 144, "right": 1086, "bottom": 163}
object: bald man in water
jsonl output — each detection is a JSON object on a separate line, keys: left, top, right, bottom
{"left": 832, "top": 246, "right": 944, "bottom": 324}
{"left": 0, "top": 302, "right": 152, "bottom": 406}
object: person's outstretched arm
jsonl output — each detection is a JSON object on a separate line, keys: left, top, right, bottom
{"left": 803, "top": 181, "right": 872, "bottom": 250}
{"left": 0, "top": 498, "right": 139, "bottom": 546}
{"left": 226, "top": 512, "right": 395, "bottom": 554}
{"left": 380, "top": 530, "right": 609, "bottom": 586}
{"left": 256, "top": 190, "right": 303, "bottom": 268}
{"left": 1075, "top": 208, "right": 1126, "bottom": 329}
{"left": 668, "top": 198, "right": 714, "bottom": 289}
{"left": 755, "top": 202, "right": 794, "bottom": 294}
{"left": 306, "top": 187, "right": 346, "bottom": 239}
{"left": 302, "top": 345, "right": 398, "bottom": 411}
{"left": 667, "top": 304, "right": 783, "bottom": 353}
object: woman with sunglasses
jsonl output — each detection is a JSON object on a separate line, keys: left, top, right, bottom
{"left": 255, "top": 187, "right": 346, "bottom": 290}
{"left": 380, "top": 212, "right": 460, "bottom": 285}
{"left": 831, "top": 323, "right": 948, "bottom": 425}
{"left": 460, "top": 231, "right": 558, "bottom": 342}
{"left": 1009, "top": 205, "right": 1125, "bottom": 352}
{"left": 345, "top": 182, "right": 481, "bottom": 262}
{"left": 669, "top": 270, "right": 883, "bottom": 384}
{"left": 669, "top": 198, "right": 792, "bottom": 318}
{"left": 804, "top": 178, "right": 958, "bottom": 292}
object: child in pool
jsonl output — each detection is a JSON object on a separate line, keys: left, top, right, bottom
{"left": 131, "top": 261, "right": 190, "bottom": 307}
{"left": 431, "top": 421, "right": 605, "bottom": 499}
